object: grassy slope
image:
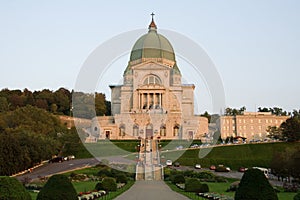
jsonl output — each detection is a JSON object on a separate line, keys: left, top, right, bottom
{"left": 161, "top": 142, "right": 299, "bottom": 170}
{"left": 83, "top": 140, "right": 140, "bottom": 158}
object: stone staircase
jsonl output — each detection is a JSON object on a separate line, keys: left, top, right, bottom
{"left": 136, "top": 139, "right": 163, "bottom": 180}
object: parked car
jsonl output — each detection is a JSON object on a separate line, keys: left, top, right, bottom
{"left": 215, "top": 164, "right": 231, "bottom": 172}
{"left": 173, "top": 162, "right": 180, "bottom": 167}
{"left": 238, "top": 167, "right": 248, "bottom": 172}
{"left": 194, "top": 164, "right": 201, "bottom": 169}
{"left": 48, "top": 156, "right": 64, "bottom": 163}
{"left": 166, "top": 160, "right": 172, "bottom": 166}
{"left": 176, "top": 145, "right": 183, "bottom": 150}
{"left": 190, "top": 144, "right": 199, "bottom": 148}
{"left": 209, "top": 165, "right": 216, "bottom": 170}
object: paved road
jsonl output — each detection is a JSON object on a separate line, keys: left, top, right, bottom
{"left": 16, "top": 156, "right": 137, "bottom": 182}
{"left": 16, "top": 158, "right": 100, "bottom": 181}
{"left": 114, "top": 180, "right": 190, "bottom": 200}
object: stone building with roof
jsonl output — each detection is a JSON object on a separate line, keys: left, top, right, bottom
{"left": 90, "top": 16, "right": 208, "bottom": 141}
{"left": 220, "top": 112, "right": 289, "bottom": 142}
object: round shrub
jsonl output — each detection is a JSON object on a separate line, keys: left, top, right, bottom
{"left": 185, "top": 178, "right": 201, "bottom": 192}
{"left": 37, "top": 174, "right": 77, "bottom": 200}
{"left": 97, "top": 169, "right": 112, "bottom": 177}
{"left": 95, "top": 177, "right": 117, "bottom": 192}
{"left": 95, "top": 182, "right": 103, "bottom": 191}
{"left": 172, "top": 174, "right": 185, "bottom": 184}
{"left": 0, "top": 176, "right": 31, "bottom": 200}
{"left": 116, "top": 173, "right": 128, "bottom": 184}
{"left": 235, "top": 168, "right": 278, "bottom": 200}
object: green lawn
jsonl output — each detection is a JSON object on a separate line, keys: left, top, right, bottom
{"left": 84, "top": 140, "right": 140, "bottom": 157}
{"left": 161, "top": 142, "right": 299, "bottom": 169}
{"left": 166, "top": 181, "right": 297, "bottom": 200}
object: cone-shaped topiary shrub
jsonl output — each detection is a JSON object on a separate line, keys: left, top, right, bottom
{"left": 235, "top": 168, "right": 278, "bottom": 200}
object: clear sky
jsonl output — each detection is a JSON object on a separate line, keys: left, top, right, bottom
{"left": 0, "top": 0, "right": 299, "bottom": 113}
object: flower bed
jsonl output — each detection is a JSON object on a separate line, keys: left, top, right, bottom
{"left": 198, "top": 192, "right": 234, "bottom": 200}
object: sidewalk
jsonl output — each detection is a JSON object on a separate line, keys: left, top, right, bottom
{"left": 114, "top": 180, "right": 190, "bottom": 200}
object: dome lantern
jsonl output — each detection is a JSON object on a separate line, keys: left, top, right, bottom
{"left": 125, "top": 14, "right": 181, "bottom": 75}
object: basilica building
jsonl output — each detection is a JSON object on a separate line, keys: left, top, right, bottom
{"left": 89, "top": 17, "right": 208, "bottom": 141}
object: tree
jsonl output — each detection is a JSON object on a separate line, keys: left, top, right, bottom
{"left": 0, "top": 176, "right": 31, "bottom": 200}
{"left": 0, "top": 97, "right": 9, "bottom": 112}
{"left": 201, "top": 111, "right": 211, "bottom": 123}
{"left": 280, "top": 116, "right": 300, "bottom": 142}
{"left": 267, "top": 126, "right": 281, "bottom": 140}
{"left": 37, "top": 174, "right": 77, "bottom": 200}
{"left": 258, "top": 107, "right": 288, "bottom": 116}
{"left": 235, "top": 168, "right": 278, "bottom": 200}
{"left": 72, "top": 92, "right": 96, "bottom": 119}
{"left": 224, "top": 106, "right": 246, "bottom": 116}
{"left": 95, "top": 93, "right": 106, "bottom": 116}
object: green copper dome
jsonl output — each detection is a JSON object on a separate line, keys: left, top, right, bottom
{"left": 125, "top": 16, "right": 181, "bottom": 75}
{"left": 129, "top": 29, "right": 176, "bottom": 62}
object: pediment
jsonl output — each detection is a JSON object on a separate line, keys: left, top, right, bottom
{"left": 131, "top": 61, "right": 170, "bottom": 71}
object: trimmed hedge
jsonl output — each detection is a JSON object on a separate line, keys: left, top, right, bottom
{"left": 171, "top": 174, "right": 185, "bottom": 184}
{"left": 235, "top": 169, "right": 278, "bottom": 200}
{"left": 185, "top": 178, "right": 201, "bottom": 192}
{"left": 184, "top": 178, "right": 210, "bottom": 193}
{"left": 95, "top": 177, "right": 117, "bottom": 192}
{"left": 116, "top": 173, "right": 128, "bottom": 184}
{"left": 37, "top": 174, "right": 77, "bottom": 200}
{"left": 0, "top": 176, "right": 31, "bottom": 200}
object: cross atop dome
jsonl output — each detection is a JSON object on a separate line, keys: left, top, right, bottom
{"left": 148, "top": 12, "right": 157, "bottom": 31}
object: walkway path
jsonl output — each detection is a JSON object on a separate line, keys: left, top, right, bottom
{"left": 114, "top": 180, "right": 190, "bottom": 200}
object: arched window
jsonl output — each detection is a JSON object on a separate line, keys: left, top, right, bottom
{"left": 143, "top": 75, "right": 161, "bottom": 85}
{"left": 160, "top": 124, "right": 166, "bottom": 136}
{"left": 133, "top": 124, "right": 139, "bottom": 136}
{"left": 173, "top": 124, "right": 180, "bottom": 136}
{"left": 119, "top": 124, "right": 125, "bottom": 136}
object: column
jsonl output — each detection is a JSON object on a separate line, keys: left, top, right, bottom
{"left": 153, "top": 93, "right": 156, "bottom": 108}
{"left": 138, "top": 92, "right": 141, "bottom": 109}
{"left": 159, "top": 93, "right": 162, "bottom": 108}
{"left": 141, "top": 93, "right": 144, "bottom": 109}
{"left": 147, "top": 93, "right": 149, "bottom": 109}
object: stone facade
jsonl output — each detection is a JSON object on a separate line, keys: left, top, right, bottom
{"left": 220, "top": 112, "right": 289, "bottom": 141}
{"left": 90, "top": 18, "right": 208, "bottom": 141}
